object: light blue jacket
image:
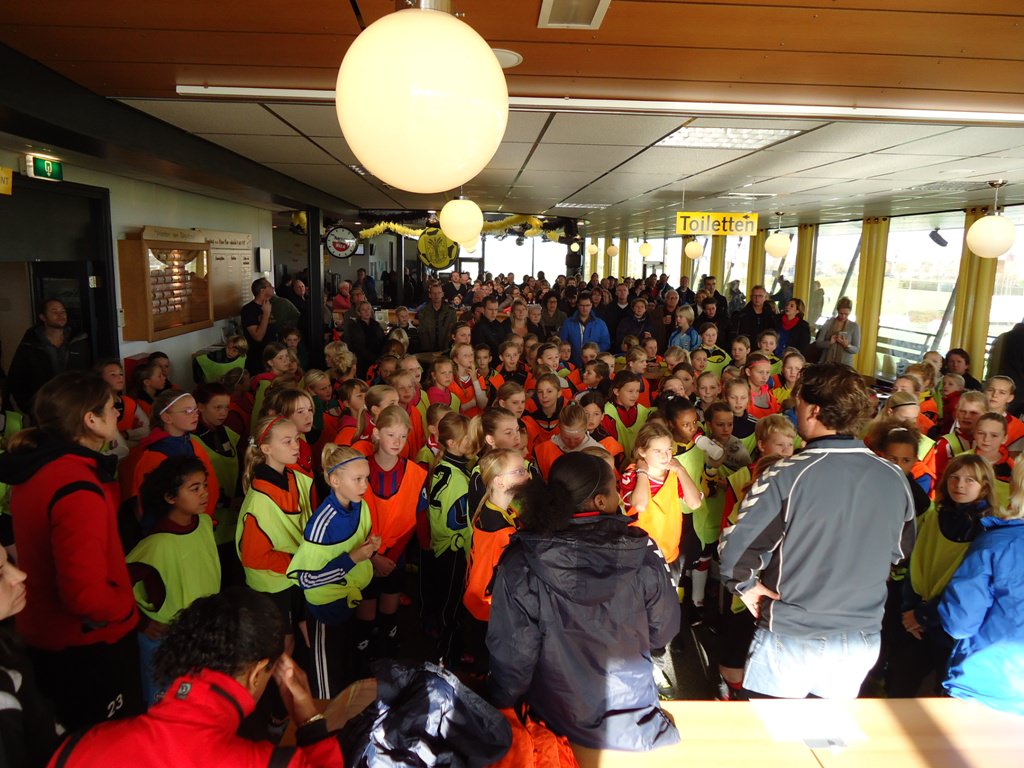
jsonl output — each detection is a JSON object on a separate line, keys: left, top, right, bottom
{"left": 939, "top": 516, "right": 1024, "bottom": 715}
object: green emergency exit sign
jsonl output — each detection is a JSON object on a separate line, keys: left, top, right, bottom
{"left": 25, "top": 155, "right": 63, "bottom": 181}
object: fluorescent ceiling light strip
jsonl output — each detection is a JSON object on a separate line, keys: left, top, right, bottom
{"left": 174, "top": 86, "right": 1024, "bottom": 124}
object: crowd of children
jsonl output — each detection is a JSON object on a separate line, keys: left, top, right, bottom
{"left": 1, "top": 273, "right": 1022, "bottom": 765}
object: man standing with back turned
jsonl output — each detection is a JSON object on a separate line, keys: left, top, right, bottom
{"left": 719, "top": 363, "right": 916, "bottom": 699}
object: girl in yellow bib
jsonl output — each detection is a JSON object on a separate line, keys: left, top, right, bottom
{"left": 895, "top": 455, "right": 997, "bottom": 696}
{"left": 289, "top": 445, "right": 380, "bottom": 697}
{"left": 128, "top": 456, "right": 219, "bottom": 705}
{"left": 620, "top": 421, "right": 702, "bottom": 697}
{"left": 235, "top": 415, "right": 313, "bottom": 659}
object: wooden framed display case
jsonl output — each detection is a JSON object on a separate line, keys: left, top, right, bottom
{"left": 118, "top": 238, "right": 214, "bottom": 341}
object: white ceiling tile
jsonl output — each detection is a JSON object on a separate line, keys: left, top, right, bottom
{"left": 542, "top": 113, "right": 684, "bottom": 146}
{"left": 487, "top": 142, "right": 535, "bottom": 170}
{"left": 526, "top": 143, "right": 638, "bottom": 173}
{"left": 615, "top": 146, "right": 747, "bottom": 176}
{"left": 770, "top": 123, "right": 960, "bottom": 154}
{"left": 264, "top": 104, "right": 343, "bottom": 137}
{"left": 747, "top": 150, "right": 860, "bottom": 176}
{"left": 200, "top": 134, "right": 334, "bottom": 163}
{"left": 802, "top": 153, "right": 952, "bottom": 179}
{"left": 305, "top": 137, "right": 359, "bottom": 164}
{"left": 503, "top": 111, "right": 552, "bottom": 143}
{"left": 514, "top": 170, "right": 596, "bottom": 191}
{"left": 121, "top": 99, "right": 293, "bottom": 136}
{"left": 740, "top": 177, "right": 834, "bottom": 194}
{"left": 878, "top": 126, "right": 1024, "bottom": 157}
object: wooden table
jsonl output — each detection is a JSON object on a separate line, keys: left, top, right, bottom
{"left": 289, "top": 684, "right": 1024, "bottom": 767}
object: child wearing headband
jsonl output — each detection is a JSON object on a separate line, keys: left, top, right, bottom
{"left": 288, "top": 444, "right": 380, "bottom": 697}
{"left": 236, "top": 414, "right": 313, "bottom": 660}
{"left": 120, "top": 390, "right": 220, "bottom": 549}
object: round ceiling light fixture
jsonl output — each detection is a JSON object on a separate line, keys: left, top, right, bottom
{"left": 607, "top": 244, "right": 619, "bottom": 258}
{"left": 335, "top": 5, "right": 508, "bottom": 194}
{"left": 966, "top": 181, "right": 1016, "bottom": 259}
{"left": 587, "top": 243, "right": 599, "bottom": 257}
{"left": 439, "top": 198, "right": 484, "bottom": 244}
{"left": 684, "top": 240, "right": 703, "bottom": 259}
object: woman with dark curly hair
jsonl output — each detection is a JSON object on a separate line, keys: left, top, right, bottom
{"left": 486, "top": 452, "right": 680, "bottom": 752}
{"left": 46, "top": 587, "right": 343, "bottom": 767}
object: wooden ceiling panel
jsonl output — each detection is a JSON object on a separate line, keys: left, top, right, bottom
{"left": 2, "top": 0, "right": 357, "bottom": 35}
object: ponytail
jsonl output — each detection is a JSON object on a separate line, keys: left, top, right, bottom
{"left": 472, "top": 448, "right": 521, "bottom": 524}
{"left": 242, "top": 414, "right": 289, "bottom": 492}
{"left": 515, "top": 452, "right": 613, "bottom": 534}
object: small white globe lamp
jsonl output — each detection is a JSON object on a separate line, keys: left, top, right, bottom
{"left": 439, "top": 198, "right": 484, "bottom": 244}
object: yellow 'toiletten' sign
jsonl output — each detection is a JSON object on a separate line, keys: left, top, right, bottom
{"left": 676, "top": 211, "right": 758, "bottom": 237}
{"left": 0, "top": 166, "right": 12, "bottom": 196}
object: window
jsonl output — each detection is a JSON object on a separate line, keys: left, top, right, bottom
{"left": 811, "top": 220, "right": 863, "bottom": 329}
{"left": 874, "top": 212, "right": 964, "bottom": 378}
{"left": 722, "top": 236, "right": 751, "bottom": 310}
{"left": 989, "top": 203, "right": 1024, "bottom": 367}
{"left": 765, "top": 228, "right": 797, "bottom": 307}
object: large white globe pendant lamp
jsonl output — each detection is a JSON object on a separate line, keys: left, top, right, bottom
{"left": 638, "top": 240, "right": 653, "bottom": 258}
{"left": 335, "top": 2, "right": 509, "bottom": 194}
{"left": 966, "top": 181, "right": 1016, "bottom": 259}
{"left": 684, "top": 239, "right": 703, "bottom": 259}
{"left": 587, "top": 243, "right": 599, "bottom": 257}
{"left": 607, "top": 244, "right": 619, "bottom": 258}
{"left": 439, "top": 198, "right": 484, "bottom": 244}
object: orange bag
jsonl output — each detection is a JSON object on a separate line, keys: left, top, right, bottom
{"left": 489, "top": 708, "right": 580, "bottom": 768}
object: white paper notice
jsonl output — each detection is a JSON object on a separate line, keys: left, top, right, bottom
{"left": 751, "top": 699, "right": 867, "bottom": 750}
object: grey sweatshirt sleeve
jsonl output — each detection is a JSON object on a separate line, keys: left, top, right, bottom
{"left": 718, "top": 466, "right": 788, "bottom": 595}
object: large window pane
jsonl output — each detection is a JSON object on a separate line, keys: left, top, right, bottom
{"left": 989, "top": 203, "right": 1024, "bottom": 370}
{"left": 811, "top": 220, "right": 863, "bottom": 330}
{"left": 765, "top": 227, "right": 798, "bottom": 309}
{"left": 874, "top": 212, "right": 963, "bottom": 378}
{"left": 534, "top": 238, "right": 570, "bottom": 281}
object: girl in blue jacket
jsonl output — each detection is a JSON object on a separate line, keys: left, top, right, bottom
{"left": 938, "top": 461, "right": 1024, "bottom": 715}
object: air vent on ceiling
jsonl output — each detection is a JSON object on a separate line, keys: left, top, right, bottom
{"left": 906, "top": 181, "right": 994, "bottom": 193}
{"left": 538, "top": 0, "right": 612, "bottom": 29}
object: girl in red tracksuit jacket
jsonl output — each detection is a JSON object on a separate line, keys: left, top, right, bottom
{"left": 0, "top": 371, "right": 141, "bottom": 732}
{"left": 47, "top": 588, "right": 342, "bottom": 768}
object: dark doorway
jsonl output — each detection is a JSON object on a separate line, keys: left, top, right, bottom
{"left": 0, "top": 174, "right": 119, "bottom": 365}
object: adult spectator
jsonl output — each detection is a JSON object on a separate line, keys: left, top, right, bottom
{"left": 600, "top": 283, "right": 632, "bottom": 342}
{"left": 702, "top": 275, "right": 729, "bottom": 319}
{"left": 344, "top": 301, "right": 386, "bottom": 379}
{"left": 777, "top": 298, "right": 812, "bottom": 355}
{"left": 990, "top": 318, "right": 1024, "bottom": 415}
{"left": 650, "top": 290, "right": 681, "bottom": 352}
{"left": 331, "top": 279, "right": 352, "bottom": 313}
{"left": 471, "top": 297, "right": 505, "bottom": 360}
{"left": 732, "top": 285, "right": 778, "bottom": 345}
{"left": 240, "top": 278, "right": 278, "bottom": 375}
{"left": 814, "top": 296, "right": 860, "bottom": 367}
{"left": 677, "top": 276, "right": 696, "bottom": 308}
{"left": 46, "top": 588, "right": 342, "bottom": 767}
{"left": 559, "top": 292, "right": 611, "bottom": 367}
{"left": 7, "top": 298, "right": 91, "bottom": 412}
{"left": 539, "top": 291, "right": 567, "bottom": 339}
{"left": 616, "top": 298, "right": 658, "bottom": 350}
{"left": 0, "top": 371, "right": 141, "bottom": 731}
{"left": 418, "top": 282, "right": 457, "bottom": 353}
{"left": 719, "top": 363, "right": 915, "bottom": 698}
{"left": 695, "top": 296, "right": 729, "bottom": 340}
{"left": 945, "top": 348, "right": 983, "bottom": 392}
{"left": 355, "top": 267, "right": 378, "bottom": 305}
{"left": 343, "top": 286, "right": 367, "bottom": 325}
{"left": 289, "top": 278, "right": 310, "bottom": 327}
